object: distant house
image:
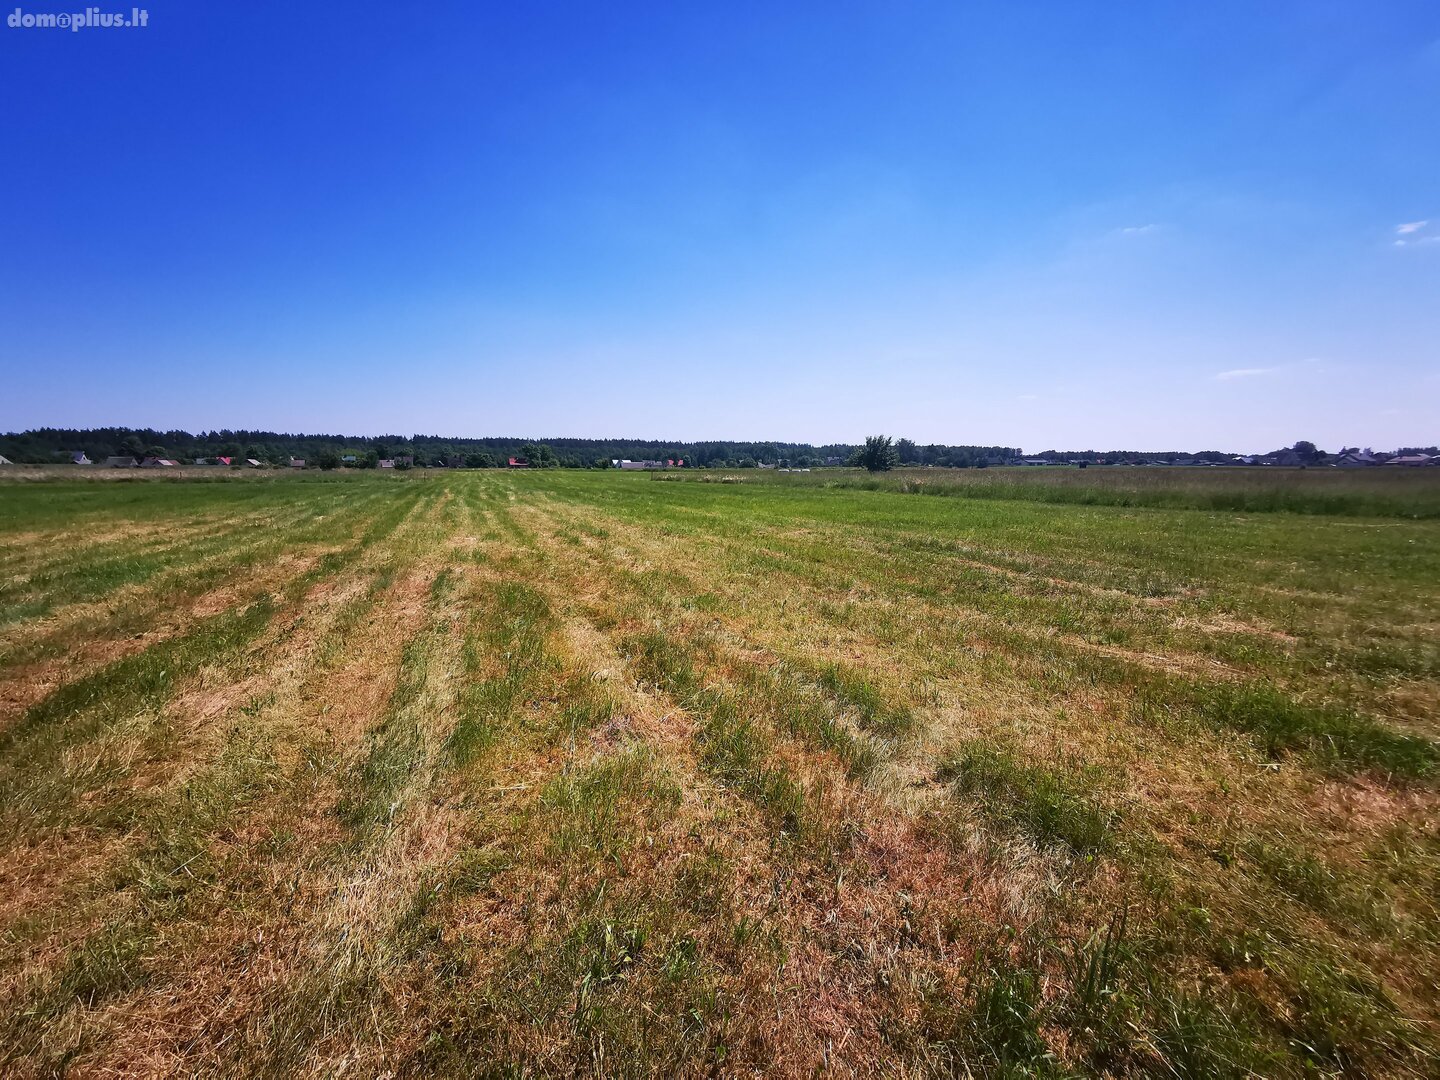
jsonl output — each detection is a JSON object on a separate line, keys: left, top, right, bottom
{"left": 341, "top": 455, "right": 357, "bottom": 464}
{"left": 1263, "top": 450, "right": 1305, "bottom": 467}
{"left": 507, "top": 457, "right": 529, "bottom": 468}
{"left": 246, "top": 459, "right": 263, "bottom": 468}
{"left": 1332, "top": 451, "right": 1378, "bottom": 468}
{"left": 0, "top": 455, "right": 12, "bottom": 466}
{"left": 67, "top": 452, "right": 93, "bottom": 465}
{"left": 140, "top": 457, "right": 179, "bottom": 468}
{"left": 617, "top": 459, "right": 664, "bottom": 470}
{"left": 288, "top": 458, "right": 305, "bottom": 468}
{"left": 1385, "top": 454, "right": 1437, "bottom": 467}
{"left": 216, "top": 456, "right": 233, "bottom": 466}
{"left": 394, "top": 455, "right": 414, "bottom": 467}
{"left": 194, "top": 457, "right": 210, "bottom": 466}
{"left": 105, "top": 456, "right": 138, "bottom": 468}
{"left": 377, "top": 459, "right": 395, "bottom": 469}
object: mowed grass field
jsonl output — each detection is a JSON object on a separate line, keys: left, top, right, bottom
{"left": 0, "top": 467, "right": 1437, "bottom": 1077}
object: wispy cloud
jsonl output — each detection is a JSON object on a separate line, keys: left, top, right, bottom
{"left": 1394, "top": 221, "right": 1438, "bottom": 246}
{"left": 1214, "top": 367, "right": 1274, "bottom": 381}
{"left": 1119, "top": 223, "right": 1160, "bottom": 235}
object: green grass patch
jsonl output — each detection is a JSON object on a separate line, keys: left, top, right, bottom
{"left": 939, "top": 741, "right": 1114, "bottom": 855}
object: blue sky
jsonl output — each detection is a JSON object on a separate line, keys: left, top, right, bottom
{"left": 2, "top": 2, "right": 1437, "bottom": 452}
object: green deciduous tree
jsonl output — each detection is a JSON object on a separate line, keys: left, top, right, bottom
{"left": 853, "top": 434, "right": 899, "bottom": 472}
{"left": 520, "top": 443, "right": 559, "bottom": 468}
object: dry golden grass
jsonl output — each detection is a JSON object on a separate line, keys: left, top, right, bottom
{"left": 0, "top": 468, "right": 1435, "bottom": 1076}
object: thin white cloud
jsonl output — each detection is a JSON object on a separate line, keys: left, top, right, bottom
{"left": 1396, "top": 221, "right": 1428, "bottom": 235}
{"left": 1120, "top": 223, "right": 1159, "bottom": 235}
{"left": 1214, "top": 367, "right": 1274, "bottom": 381}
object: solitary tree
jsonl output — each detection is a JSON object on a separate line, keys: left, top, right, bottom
{"left": 520, "top": 443, "right": 559, "bottom": 468}
{"left": 854, "top": 434, "right": 899, "bottom": 472}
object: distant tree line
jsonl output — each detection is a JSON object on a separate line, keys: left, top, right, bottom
{"left": 1025, "top": 441, "right": 1437, "bottom": 465}
{"left": 8, "top": 429, "right": 1409, "bottom": 470}
{"left": 0, "top": 428, "right": 1023, "bottom": 469}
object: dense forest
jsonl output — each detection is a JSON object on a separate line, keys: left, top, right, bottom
{"left": 0, "top": 428, "right": 1021, "bottom": 469}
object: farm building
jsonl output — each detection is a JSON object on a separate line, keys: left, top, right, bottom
{"left": 140, "top": 457, "right": 180, "bottom": 468}
{"left": 104, "top": 456, "right": 138, "bottom": 468}
{"left": 617, "top": 459, "right": 665, "bottom": 470}
{"left": 1385, "top": 454, "right": 1437, "bottom": 467}
{"left": 0, "top": 455, "right": 12, "bottom": 465}
{"left": 508, "top": 457, "right": 529, "bottom": 468}
{"left": 288, "top": 458, "right": 305, "bottom": 468}
{"left": 67, "top": 452, "right": 93, "bottom": 465}
{"left": 247, "top": 459, "right": 263, "bottom": 468}
{"left": 377, "top": 459, "right": 395, "bottom": 469}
